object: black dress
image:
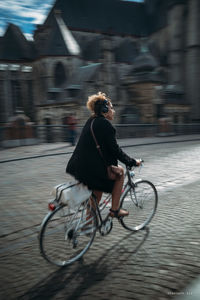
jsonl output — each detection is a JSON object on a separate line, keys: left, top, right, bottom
{"left": 66, "top": 115, "right": 136, "bottom": 193}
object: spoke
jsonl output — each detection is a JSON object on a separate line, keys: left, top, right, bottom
{"left": 120, "top": 180, "right": 158, "bottom": 231}
{"left": 39, "top": 204, "right": 97, "bottom": 266}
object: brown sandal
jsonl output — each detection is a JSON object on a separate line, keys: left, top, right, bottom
{"left": 109, "top": 208, "right": 129, "bottom": 218}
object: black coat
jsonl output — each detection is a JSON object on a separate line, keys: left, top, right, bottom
{"left": 66, "top": 116, "right": 136, "bottom": 193}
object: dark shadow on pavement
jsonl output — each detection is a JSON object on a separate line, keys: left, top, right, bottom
{"left": 18, "top": 227, "right": 149, "bottom": 300}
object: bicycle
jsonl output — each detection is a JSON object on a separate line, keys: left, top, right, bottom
{"left": 38, "top": 162, "right": 158, "bottom": 267}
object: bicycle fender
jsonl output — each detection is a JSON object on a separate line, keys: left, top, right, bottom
{"left": 39, "top": 205, "right": 62, "bottom": 229}
{"left": 39, "top": 211, "right": 54, "bottom": 229}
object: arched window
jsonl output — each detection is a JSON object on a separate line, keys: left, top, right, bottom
{"left": 54, "top": 62, "right": 66, "bottom": 87}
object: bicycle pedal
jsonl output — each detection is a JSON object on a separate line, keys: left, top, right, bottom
{"left": 73, "top": 239, "right": 78, "bottom": 248}
{"left": 67, "top": 229, "right": 74, "bottom": 239}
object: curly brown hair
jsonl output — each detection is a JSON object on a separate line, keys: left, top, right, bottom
{"left": 87, "top": 92, "right": 111, "bottom": 113}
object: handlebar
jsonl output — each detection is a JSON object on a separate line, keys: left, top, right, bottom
{"left": 138, "top": 158, "right": 144, "bottom": 164}
{"left": 126, "top": 159, "right": 144, "bottom": 171}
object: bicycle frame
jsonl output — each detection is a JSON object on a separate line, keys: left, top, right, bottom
{"left": 39, "top": 161, "right": 158, "bottom": 267}
{"left": 90, "top": 165, "right": 142, "bottom": 230}
{"left": 90, "top": 193, "right": 106, "bottom": 229}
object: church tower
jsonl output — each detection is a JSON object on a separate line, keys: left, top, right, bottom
{"left": 167, "top": 0, "right": 186, "bottom": 89}
{"left": 185, "top": 0, "right": 200, "bottom": 121}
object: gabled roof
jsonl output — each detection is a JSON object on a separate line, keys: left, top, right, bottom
{"left": 45, "top": 0, "right": 149, "bottom": 37}
{"left": 39, "top": 13, "right": 80, "bottom": 56}
{"left": 55, "top": 13, "right": 80, "bottom": 55}
{"left": 0, "top": 24, "right": 36, "bottom": 61}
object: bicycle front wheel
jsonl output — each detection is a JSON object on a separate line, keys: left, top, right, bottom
{"left": 120, "top": 180, "right": 158, "bottom": 231}
{"left": 39, "top": 201, "right": 97, "bottom": 267}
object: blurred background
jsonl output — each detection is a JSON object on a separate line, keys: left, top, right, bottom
{"left": 0, "top": 0, "right": 200, "bottom": 147}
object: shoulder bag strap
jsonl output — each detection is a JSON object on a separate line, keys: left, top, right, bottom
{"left": 90, "top": 118, "right": 105, "bottom": 161}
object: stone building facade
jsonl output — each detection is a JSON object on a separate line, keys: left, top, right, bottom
{"left": 0, "top": 0, "right": 200, "bottom": 127}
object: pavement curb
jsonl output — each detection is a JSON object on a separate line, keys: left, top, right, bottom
{"left": 1, "top": 135, "right": 200, "bottom": 164}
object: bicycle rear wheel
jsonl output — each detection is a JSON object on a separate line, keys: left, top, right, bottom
{"left": 120, "top": 180, "right": 158, "bottom": 231}
{"left": 39, "top": 201, "right": 97, "bottom": 266}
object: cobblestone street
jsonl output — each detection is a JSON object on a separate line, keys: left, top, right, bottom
{"left": 1, "top": 137, "right": 200, "bottom": 300}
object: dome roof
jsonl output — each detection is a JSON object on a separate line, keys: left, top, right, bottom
{"left": 132, "top": 41, "right": 158, "bottom": 72}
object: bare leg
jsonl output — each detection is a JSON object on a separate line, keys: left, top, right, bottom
{"left": 92, "top": 190, "right": 103, "bottom": 205}
{"left": 111, "top": 165, "right": 124, "bottom": 210}
{"left": 87, "top": 190, "right": 102, "bottom": 221}
{"left": 111, "top": 165, "right": 129, "bottom": 217}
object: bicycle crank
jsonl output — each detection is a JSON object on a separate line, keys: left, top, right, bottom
{"left": 100, "top": 217, "right": 113, "bottom": 236}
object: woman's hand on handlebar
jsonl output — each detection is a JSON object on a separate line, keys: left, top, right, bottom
{"left": 136, "top": 158, "right": 144, "bottom": 166}
{"left": 127, "top": 158, "right": 144, "bottom": 170}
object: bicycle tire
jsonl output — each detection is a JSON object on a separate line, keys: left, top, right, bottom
{"left": 39, "top": 201, "right": 97, "bottom": 267}
{"left": 120, "top": 180, "right": 158, "bottom": 231}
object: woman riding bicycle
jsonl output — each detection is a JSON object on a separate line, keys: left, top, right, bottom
{"left": 66, "top": 92, "right": 141, "bottom": 218}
